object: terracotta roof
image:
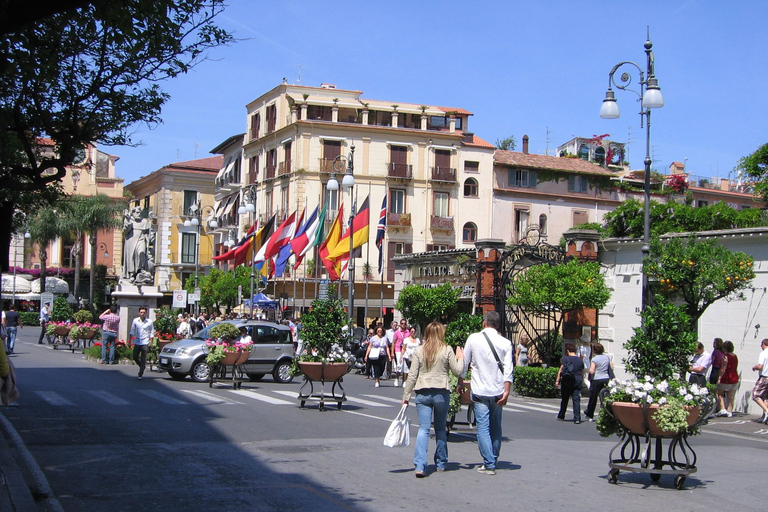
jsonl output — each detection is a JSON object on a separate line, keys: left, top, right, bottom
{"left": 494, "top": 150, "right": 617, "bottom": 176}
{"left": 435, "top": 106, "right": 473, "bottom": 116}
{"left": 166, "top": 155, "right": 223, "bottom": 172}
{"left": 463, "top": 134, "right": 495, "bottom": 149}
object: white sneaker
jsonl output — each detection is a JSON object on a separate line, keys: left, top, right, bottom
{"left": 716, "top": 409, "right": 728, "bottom": 417}
{"left": 375, "top": 382, "right": 380, "bottom": 388}
{"left": 725, "top": 412, "right": 732, "bottom": 418}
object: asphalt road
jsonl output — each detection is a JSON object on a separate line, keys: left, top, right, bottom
{"left": 2, "top": 328, "right": 766, "bottom": 512}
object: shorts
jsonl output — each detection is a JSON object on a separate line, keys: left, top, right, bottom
{"left": 751, "top": 377, "right": 768, "bottom": 400}
{"left": 716, "top": 383, "right": 738, "bottom": 391}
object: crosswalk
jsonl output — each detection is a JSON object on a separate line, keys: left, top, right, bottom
{"left": 29, "top": 387, "right": 561, "bottom": 415}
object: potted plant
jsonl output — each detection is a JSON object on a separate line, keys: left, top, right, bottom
{"left": 205, "top": 323, "right": 252, "bottom": 366}
{"left": 293, "top": 296, "right": 351, "bottom": 382}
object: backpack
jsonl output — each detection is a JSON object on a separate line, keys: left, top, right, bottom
{"left": 561, "top": 358, "right": 576, "bottom": 387}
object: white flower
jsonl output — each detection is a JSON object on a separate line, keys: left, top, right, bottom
{"left": 643, "top": 382, "right": 654, "bottom": 391}
{"left": 678, "top": 387, "right": 688, "bottom": 396}
{"left": 656, "top": 381, "right": 669, "bottom": 393}
{"left": 644, "top": 375, "right": 652, "bottom": 382}
{"left": 684, "top": 393, "right": 693, "bottom": 401}
{"left": 690, "top": 384, "right": 700, "bottom": 394}
{"left": 647, "top": 396, "right": 655, "bottom": 404}
{"left": 659, "top": 397, "right": 668, "bottom": 405}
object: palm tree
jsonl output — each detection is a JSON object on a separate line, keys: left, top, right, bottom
{"left": 62, "top": 194, "right": 125, "bottom": 309}
{"left": 26, "top": 204, "right": 71, "bottom": 294}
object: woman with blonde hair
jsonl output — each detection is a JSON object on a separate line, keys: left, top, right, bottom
{"left": 402, "top": 322, "right": 464, "bottom": 478}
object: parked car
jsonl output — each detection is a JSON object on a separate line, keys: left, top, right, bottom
{"left": 158, "top": 320, "right": 294, "bottom": 383}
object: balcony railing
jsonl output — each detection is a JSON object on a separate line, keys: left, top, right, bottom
{"left": 386, "top": 212, "right": 411, "bottom": 227}
{"left": 430, "top": 215, "right": 454, "bottom": 231}
{"left": 277, "top": 161, "right": 291, "bottom": 177}
{"left": 320, "top": 158, "right": 338, "bottom": 174}
{"left": 431, "top": 166, "right": 457, "bottom": 182}
{"left": 388, "top": 162, "right": 413, "bottom": 179}
{"left": 265, "top": 165, "right": 276, "bottom": 180}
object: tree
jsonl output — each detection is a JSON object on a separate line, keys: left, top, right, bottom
{"left": 395, "top": 283, "right": 460, "bottom": 331}
{"left": 495, "top": 135, "right": 517, "bottom": 151}
{"left": 185, "top": 266, "right": 251, "bottom": 313}
{"left": 507, "top": 259, "right": 611, "bottom": 366}
{"left": 0, "top": 1, "right": 233, "bottom": 272}
{"left": 26, "top": 202, "right": 72, "bottom": 293}
{"left": 735, "top": 142, "right": 768, "bottom": 201}
{"left": 644, "top": 235, "right": 755, "bottom": 331}
{"left": 60, "top": 194, "right": 126, "bottom": 305}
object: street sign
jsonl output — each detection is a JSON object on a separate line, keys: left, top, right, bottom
{"left": 172, "top": 290, "right": 188, "bottom": 308}
{"left": 40, "top": 292, "right": 54, "bottom": 308}
{"left": 319, "top": 279, "right": 329, "bottom": 299}
{"left": 188, "top": 293, "right": 199, "bottom": 303}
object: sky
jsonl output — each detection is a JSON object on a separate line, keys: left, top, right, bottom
{"left": 106, "top": 0, "right": 768, "bottom": 186}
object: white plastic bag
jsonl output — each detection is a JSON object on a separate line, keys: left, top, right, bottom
{"left": 383, "top": 404, "right": 410, "bottom": 447}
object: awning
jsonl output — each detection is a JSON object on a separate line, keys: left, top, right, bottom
{"left": 31, "top": 277, "right": 70, "bottom": 294}
{"left": 1, "top": 275, "right": 31, "bottom": 293}
{"left": 223, "top": 195, "right": 237, "bottom": 216}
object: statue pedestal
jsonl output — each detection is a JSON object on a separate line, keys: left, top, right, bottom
{"left": 112, "top": 284, "right": 163, "bottom": 343}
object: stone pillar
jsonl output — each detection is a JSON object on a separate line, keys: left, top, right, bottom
{"left": 420, "top": 114, "right": 428, "bottom": 130}
{"left": 473, "top": 239, "right": 506, "bottom": 316}
{"left": 562, "top": 229, "right": 601, "bottom": 343}
{"left": 449, "top": 115, "right": 456, "bottom": 133}
{"left": 332, "top": 106, "right": 339, "bottom": 122}
{"left": 362, "top": 109, "right": 369, "bottom": 125}
{"left": 391, "top": 111, "right": 399, "bottom": 127}
{"left": 300, "top": 103, "right": 308, "bottom": 121}
{"left": 290, "top": 106, "right": 297, "bottom": 123}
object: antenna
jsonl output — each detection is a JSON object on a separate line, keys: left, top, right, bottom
{"left": 545, "top": 127, "right": 553, "bottom": 156}
{"left": 298, "top": 65, "right": 302, "bottom": 84}
{"left": 194, "top": 141, "right": 199, "bottom": 158}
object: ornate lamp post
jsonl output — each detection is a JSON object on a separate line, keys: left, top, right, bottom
{"left": 238, "top": 184, "right": 259, "bottom": 319}
{"left": 327, "top": 144, "right": 356, "bottom": 330}
{"left": 600, "top": 32, "right": 664, "bottom": 313}
{"left": 184, "top": 202, "right": 217, "bottom": 314}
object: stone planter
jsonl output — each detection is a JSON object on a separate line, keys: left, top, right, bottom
{"left": 610, "top": 401, "right": 701, "bottom": 437}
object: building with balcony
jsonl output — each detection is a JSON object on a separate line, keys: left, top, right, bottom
{"left": 124, "top": 156, "right": 221, "bottom": 303}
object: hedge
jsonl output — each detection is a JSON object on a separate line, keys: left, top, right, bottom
{"left": 513, "top": 366, "right": 560, "bottom": 398}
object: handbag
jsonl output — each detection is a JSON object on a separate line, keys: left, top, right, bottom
{"left": 383, "top": 404, "right": 410, "bottom": 448}
{"left": 368, "top": 344, "right": 380, "bottom": 360}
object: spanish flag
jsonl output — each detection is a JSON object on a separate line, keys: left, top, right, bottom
{"left": 318, "top": 204, "right": 344, "bottom": 281}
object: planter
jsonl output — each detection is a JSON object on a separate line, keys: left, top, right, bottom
{"left": 610, "top": 402, "right": 701, "bottom": 437}
{"left": 298, "top": 361, "right": 350, "bottom": 382}
{"left": 79, "top": 329, "right": 98, "bottom": 340}
{"left": 52, "top": 326, "right": 72, "bottom": 336}
{"left": 218, "top": 350, "right": 252, "bottom": 366}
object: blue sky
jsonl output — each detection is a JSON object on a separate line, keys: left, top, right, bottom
{"left": 107, "top": 0, "right": 768, "bottom": 185}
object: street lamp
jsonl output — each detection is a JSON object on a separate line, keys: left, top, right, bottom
{"left": 329, "top": 145, "right": 356, "bottom": 330}
{"left": 238, "top": 184, "right": 259, "bottom": 319}
{"left": 186, "top": 202, "right": 217, "bottom": 314}
{"left": 600, "top": 31, "right": 664, "bottom": 313}
{"left": 97, "top": 242, "right": 109, "bottom": 258}
{"left": 11, "top": 230, "right": 30, "bottom": 303}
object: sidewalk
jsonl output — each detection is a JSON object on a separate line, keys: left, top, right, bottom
{"left": 0, "top": 409, "right": 44, "bottom": 511}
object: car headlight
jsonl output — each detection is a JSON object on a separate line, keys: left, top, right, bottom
{"left": 177, "top": 347, "right": 192, "bottom": 356}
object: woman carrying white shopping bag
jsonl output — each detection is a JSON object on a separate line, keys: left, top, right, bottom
{"left": 401, "top": 321, "right": 464, "bottom": 478}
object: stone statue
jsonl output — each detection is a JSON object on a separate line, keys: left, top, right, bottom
{"left": 121, "top": 206, "right": 156, "bottom": 284}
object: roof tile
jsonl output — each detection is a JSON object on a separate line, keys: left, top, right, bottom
{"left": 494, "top": 150, "right": 617, "bottom": 176}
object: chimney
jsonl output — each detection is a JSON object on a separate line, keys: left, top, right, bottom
{"left": 522, "top": 135, "right": 529, "bottom": 154}
{"left": 463, "top": 132, "right": 474, "bottom": 144}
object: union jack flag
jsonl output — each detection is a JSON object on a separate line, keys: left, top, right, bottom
{"left": 376, "top": 195, "right": 387, "bottom": 275}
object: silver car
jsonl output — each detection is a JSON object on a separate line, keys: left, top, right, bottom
{"left": 158, "top": 320, "right": 294, "bottom": 383}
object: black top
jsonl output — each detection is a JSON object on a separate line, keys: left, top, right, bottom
{"left": 4, "top": 311, "right": 20, "bottom": 328}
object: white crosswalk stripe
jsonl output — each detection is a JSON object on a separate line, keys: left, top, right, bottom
{"left": 228, "top": 389, "right": 294, "bottom": 405}
{"left": 35, "top": 391, "right": 75, "bottom": 406}
{"left": 87, "top": 390, "right": 131, "bottom": 406}
{"left": 181, "top": 389, "right": 244, "bottom": 405}
{"left": 136, "top": 390, "right": 188, "bottom": 405}
{"left": 344, "top": 396, "right": 392, "bottom": 407}
{"left": 360, "top": 394, "right": 403, "bottom": 404}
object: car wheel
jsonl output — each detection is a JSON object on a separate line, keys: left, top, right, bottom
{"left": 248, "top": 373, "right": 265, "bottom": 382}
{"left": 168, "top": 371, "right": 187, "bottom": 381}
{"left": 272, "top": 361, "right": 293, "bottom": 383}
{"left": 191, "top": 359, "right": 211, "bottom": 383}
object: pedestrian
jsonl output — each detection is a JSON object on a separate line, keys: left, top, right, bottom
{"left": 556, "top": 343, "right": 585, "bottom": 423}
{"left": 3, "top": 305, "right": 22, "bottom": 354}
{"left": 402, "top": 321, "right": 464, "bottom": 477}
{"left": 751, "top": 338, "right": 768, "bottom": 424}
{"left": 402, "top": 326, "right": 421, "bottom": 382}
{"left": 385, "top": 321, "right": 397, "bottom": 379}
{"left": 392, "top": 319, "right": 408, "bottom": 387}
{"left": 715, "top": 341, "right": 739, "bottom": 417}
{"left": 38, "top": 301, "right": 51, "bottom": 344}
{"left": 176, "top": 314, "right": 190, "bottom": 338}
{"left": 709, "top": 338, "right": 725, "bottom": 385}
{"left": 515, "top": 335, "right": 530, "bottom": 368}
{"left": 584, "top": 343, "right": 613, "bottom": 422}
{"left": 458, "top": 311, "right": 513, "bottom": 476}
{"left": 99, "top": 305, "right": 120, "bottom": 365}
{"left": 688, "top": 342, "right": 712, "bottom": 387}
{"left": 129, "top": 307, "right": 154, "bottom": 380}
{"left": 365, "top": 326, "right": 390, "bottom": 388}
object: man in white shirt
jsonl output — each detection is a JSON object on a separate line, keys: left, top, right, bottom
{"left": 38, "top": 302, "right": 51, "bottom": 344}
{"left": 458, "top": 311, "right": 514, "bottom": 476}
{"left": 688, "top": 342, "right": 712, "bottom": 387}
{"left": 129, "top": 307, "right": 154, "bottom": 380}
{"left": 751, "top": 338, "right": 768, "bottom": 424}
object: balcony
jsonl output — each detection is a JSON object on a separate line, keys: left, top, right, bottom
{"left": 430, "top": 215, "right": 454, "bottom": 231}
{"left": 431, "top": 166, "right": 457, "bottom": 183}
{"left": 388, "top": 162, "right": 413, "bottom": 179}
{"left": 386, "top": 212, "right": 411, "bottom": 228}
{"left": 277, "top": 161, "right": 291, "bottom": 177}
{"left": 265, "top": 165, "right": 276, "bottom": 180}
{"left": 319, "top": 158, "right": 338, "bottom": 174}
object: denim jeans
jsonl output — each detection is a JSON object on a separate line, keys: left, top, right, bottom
{"left": 472, "top": 393, "right": 503, "bottom": 469}
{"left": 101, "top": 331, "right": 117, "bottom": 363}
{"left": 558, "top": 384, "right": 582, "bottom": 422}
{"left": 414, "top": 389, "right": 450, "bottom": 472}
{"left": 5, "top": 326, "right": 17, "bottom": 353}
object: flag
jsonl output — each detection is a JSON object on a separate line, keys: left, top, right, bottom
{"left": 318, "top": 204, "right": 344, "bottom": 280}
{"left": 290, "top": 206, "right": 321, "bottom": 267}
{"left": 275, "top": 208, "right": 304, "bottom": 277}
{"left": 376, "top": 195, "right": 387, "bottom": 275}
{"left": 326, "top": 195, "right": 370, "bottom": 259}
{"left": 262, "top": 211, "right": 297, "bottom": 260}
{"left": 243, "top": 214, "right": 276, "bottom": 266}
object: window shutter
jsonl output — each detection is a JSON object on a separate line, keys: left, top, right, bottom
{"left": 529, "top": 170, "right": 537, "bottom": 187}
{"left": 387, "top": 242, "right": 397, "bottom": 281}
{"left": 405, "top": 243, "right": 412, "bottom": 254}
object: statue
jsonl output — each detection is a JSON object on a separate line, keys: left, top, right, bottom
{"left": 121, "top": 206, "right": 156, "bottom": 284}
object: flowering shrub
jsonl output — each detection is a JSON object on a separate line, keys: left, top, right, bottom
{"left": 45, "top": 321, "right": 71, "bottom": 335}
{"left": 205, "top": 338, "right": 253, "bottom": 365}
{"left": 69, "top": 322, "right": 102, "bottom": 340}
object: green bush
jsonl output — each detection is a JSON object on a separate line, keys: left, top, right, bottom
{"left": 513, "top": 366, "right": 560, "bottom": 398}
{"left": 73, "top": 309, "right": 93, "bottom": 323}
{"left": 209, "top": 322, "right": 241, "bottom": 341}
{"left": 20, "top": 312, "right": 39, "bottom": 326}
{"left": 445, "top": 313, "right": 483, "bottom": 348}
{"left": 50, "top": 296, "right": 73, "bottom": 322}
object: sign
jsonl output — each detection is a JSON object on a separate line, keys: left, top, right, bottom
{"left": 172, "top": 290, "right": 188, "bottom": 308}
{"left": 188, "top": 293, "right": 199, "bottom": 303}
{"left": 40, "top": 292, "right": 54, "bottom": 308}
{"left": 319, "top": 279, "right": 329, "bottom": 299}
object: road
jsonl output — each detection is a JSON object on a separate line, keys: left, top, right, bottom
{"left": 2, "top": 329, "right": 766, "bottom": 511}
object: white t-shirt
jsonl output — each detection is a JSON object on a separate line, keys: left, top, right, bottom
{"left": 758, "top": 348, "right": 768, "bottom": 378}
{"left": 403, "top": 337, "right": 421, "bottom": 359}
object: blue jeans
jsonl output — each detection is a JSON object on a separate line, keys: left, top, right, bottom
{"left": 472, "top": 394, "right": 503, "bottom": 469}
{"left": 413, "top": 389, "right": 450, "bottom": 472}
{"left": 101, "top": 331, "right": 117, "bottom": 363}
{"left": 5, "top": 326, "right": 17, "bottom": 353}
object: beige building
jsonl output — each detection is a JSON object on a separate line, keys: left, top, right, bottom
{"left": 124, "top": 156, "right": 221, "bottom": 303}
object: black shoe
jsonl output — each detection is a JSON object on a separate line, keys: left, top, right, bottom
{"left": 574, "top": 420, "right": 582, "bottom": 424}
{"left": 556, "top": 416, "right": 565, "bottom": 421}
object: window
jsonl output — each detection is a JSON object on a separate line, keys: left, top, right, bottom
{"left": 183, "top": 190, "right": 197, "bottom": 215}
{"left": 508, "top": 169, "right": 537, "bottom": 188}
{"left": 390, "top": 145, "right": 408, "bottom": 169}
{"left": 539, "top": 214, "right": 548, "bottom": 235}
{"left": 283, "top": 141, "right": 292, "bottom": 173}
{"left": 578, "top": 144, "right": 589, "bottom": 160}
{"left": 390, "top": 189, "right": 405, "bottom": 214}
{"left": 429, "top": 116, "right": 447, "bottom": 129}
{"left": 281, "top": 186, "right": 289, "bottom": 216}
{"left": 434, "top": 192, "right": 449, "bottom": 217}
{"left": 464, "top": 178, "right": 478, "bottom": 197}
{"left": 572, "top": 210, "right": 589, "bottom": 227}
{"left": 464, "top": 161, "right": 479, "bottom": 173}
{"left": 181, "top": 233, "right": 197, "bottom": 264}
{"left": 463, "top": 222, "right": 477, "bottom": 243}
{"left": 515, "top": 208, "right": 529, "bottom": 243}
{"left": 594, "top": 147, "right": 605, "bottom": 164}
{"left": 250, "top": 112, "right": 260, "bottom": 139}
{"left": 249, "top": 156, "right": 259, "bottom": 183}
{"left": 696, "top": 200, "right": 709, "bottom": 208}
{"left": 143, "top": 196, "right": 150, "bottom": 210}
{"left": 568, "top": 175, "right": 589, "bottom": 193}
{"left": 323, "top": 186, "right": 339, "bottom": 214}
{"left": 264, "top": 191, "right": 273, "bottom": 217}
{"left": 323, "top": 139, "right": 341, "bottom": 161}
{"left": 266, "top": 104, "right": 277, "bottom": 133}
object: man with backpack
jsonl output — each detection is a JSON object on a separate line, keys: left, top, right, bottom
{"left": 556, "top": 343, "right": 585, "bottom": 424}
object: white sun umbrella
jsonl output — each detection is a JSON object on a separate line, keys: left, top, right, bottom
{"left": 30, "top": 276, "right": 70, "bottom": 294}
{"left": 1, "top": 275, "right": 32, "bottom": 293}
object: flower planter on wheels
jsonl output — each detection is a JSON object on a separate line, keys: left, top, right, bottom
{"left": 447, "top": 382, "right": 475, "bottom": 434}
{"left": 606, "top": 399, "right": 714, "bottom": 490}
{"left": 50, "top": 326, "right": 78, "bottom": 353}
{"left": 209, "top": 350, "right": 251, "bottom": 389}
{"left": 297, "top": 361, "right": 350, "bottom": 411}
{"left": 74, "top": 329, "right": 99, "bottom": 349}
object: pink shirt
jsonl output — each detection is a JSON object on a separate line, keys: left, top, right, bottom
{"left": 99, "top": 312, "right": 120, "bottom": 333}
{"left": 393, "top": 327, "right": 408, "bottom": 352}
